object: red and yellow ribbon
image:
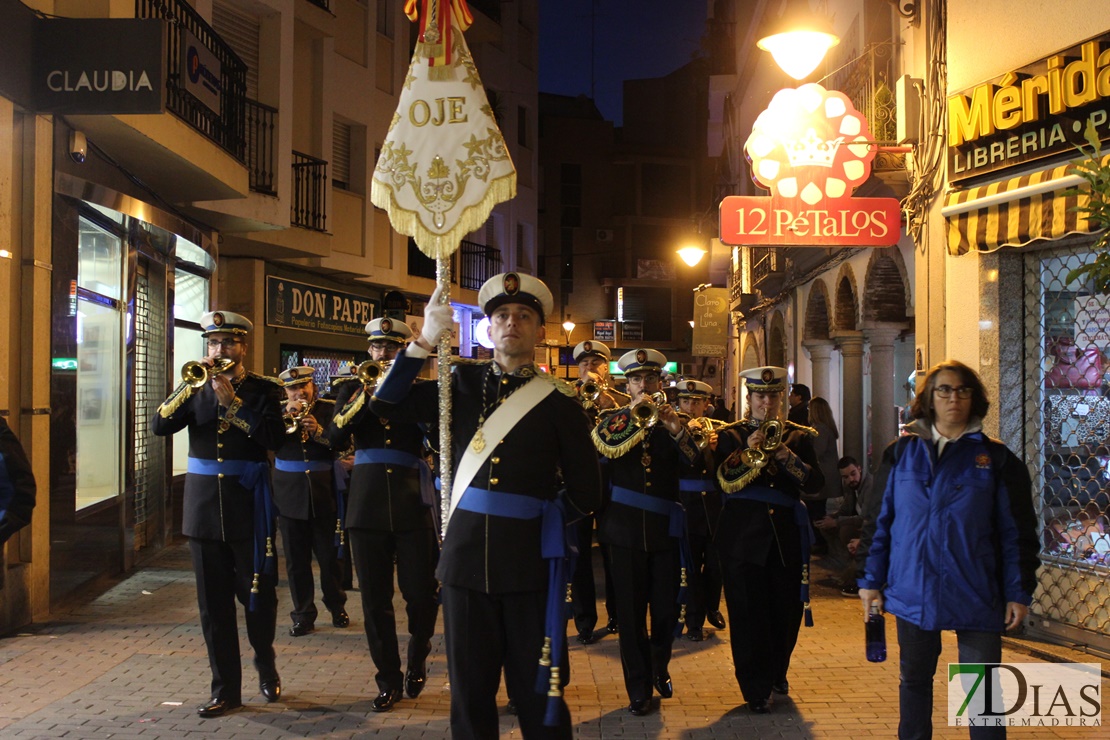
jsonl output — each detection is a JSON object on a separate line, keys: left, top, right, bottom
{"left": 404, "top": 0, "right": 473, "bottom": 74}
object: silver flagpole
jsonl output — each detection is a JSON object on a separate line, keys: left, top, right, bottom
{"left": 436, "top": 257, "right": 453, "bottom": 537}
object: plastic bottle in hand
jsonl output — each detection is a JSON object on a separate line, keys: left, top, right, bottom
{"left": 865, "top": 604, "right": 887, "bottom": 663}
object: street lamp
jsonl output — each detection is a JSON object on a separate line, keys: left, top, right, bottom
{"left": 757, "top": 0, "right": 840, "bottom": 81}
{"left": 676, "top": 245, "right": 708, "bottom": 267}
{"left": 561, "top": 320, "right": 576, "bottom": 378}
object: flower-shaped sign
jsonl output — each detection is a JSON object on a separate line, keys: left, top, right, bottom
{"left": 720, "top": 83, "right": 901, "bottom": 247}
{"left": 745, "top": 84, "right": 875, "bottom": 205}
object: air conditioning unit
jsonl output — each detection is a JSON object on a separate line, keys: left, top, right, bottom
{"left": 596, "top": 229, "right": 614, "bottom": 242}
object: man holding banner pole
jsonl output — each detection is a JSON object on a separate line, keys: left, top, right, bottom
{"left": 370, "top": 273, "right": 601, "bottom": 738}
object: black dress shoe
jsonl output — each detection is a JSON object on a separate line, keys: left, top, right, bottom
{"left": 371, "top": 688, "right": 403, "bottom": 712}
{"left": 331, "top": 609, "right": 350, "bottom": 628}
{"left": 628, "top": 698, "right": 653, "bottom": 716}
{"left": 707, "top": 610, "right": 726, "bottom": 629}
{"left": 749, "top": 698, "right": 770, "bottom": 714}
{"left": 289, "top": 621, "right": 314, "bottom": 637}
{"left": 505, "top": 699, "right": 517, "bottom": 715}
{"left": 653, "top": 674, "right": 673, "bottom": 699}
{"left": 260, "top": 676, "right": 282, "bottom": 702}
{"left": 605, "top": 618, "right": 619, "bottom": 634}
{"left": 197, "top": 697, "right": 242, "bottom": 718}
{"left": 686, "top": 628, "right": 705, "bottom": 642}
{"left": 772, "top": 680, "right": 789, "bottom": 695}
{"left": 576, "top": 630, "right": 598, "bottom": 645}
{"left": 405, "top": 668, "right": 426, "bottom": 698}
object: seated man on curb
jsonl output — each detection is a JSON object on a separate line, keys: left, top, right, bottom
{"left": 813, "top": 456, "right": 872, "bottom": 595}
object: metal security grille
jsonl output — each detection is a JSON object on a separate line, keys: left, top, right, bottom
{"left": 280, "top": 348, "right": 362, "bottom": 395}
{"left": 1023, "top": 241, "right": 1110, "bottom": 654}
{"left": 133, "top": 267, "right": 167, "bottom": 553}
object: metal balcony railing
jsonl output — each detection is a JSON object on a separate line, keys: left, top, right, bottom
{"left": 823, "top": 41, "right": 899, "bottom": 147}
{"left": 459, "top": 240, "right": 502, "bottom": 291}
{"left": 305, "top": 0, "right": 330, "bottom": 10}
{"left": 407, "top": 238, "right": 438, "bottom": 281}
{"left": 245, "top": 99, "right": 277, "bottom": 195}
{"left": 136, "top": 0, "right": 247, "bottom": 161}
{"left": 750, "top": 247, "right": 779, "bottom": 286}
{"left": 291, "top": 151, "right": 328, "bottom": 232}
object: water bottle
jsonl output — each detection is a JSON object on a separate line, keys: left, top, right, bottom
{"left": 865, "top": 604, "right": 887, "bottom": 663}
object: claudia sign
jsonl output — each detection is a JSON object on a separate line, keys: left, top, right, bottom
{"left": 719, "top": 84, "right": 901, "bottom": 247}
{"left": 948, "top": 33, "right": 1110, "bottom": 182}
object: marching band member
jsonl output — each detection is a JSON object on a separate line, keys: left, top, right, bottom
{"left": 370, "top": 273, "right": 600, "bottom": 738}
{"left": 329, "top": 318, "right": 440, "bottom": 712}
{"left": 152, "top": 311, "right": 285, "bottom": 717}
{"left": 713, "top": 366, "right": 824, "bottom": 713}
{"left": 273, "top": 366, "right": 348, "bottom": 637}
{"left": 593, "top": 349, "right": 698, "bottom": 716}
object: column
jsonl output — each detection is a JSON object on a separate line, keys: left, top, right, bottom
{"left": 802, "top": 339, "right": 836, "bottom": 402}
{"left": 863, "top": 323, "right": 907, "bottom": 461}
{"left": 833, "top": 331, "right": 865, "bottom": 466}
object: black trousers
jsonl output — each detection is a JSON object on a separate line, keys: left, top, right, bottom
{"left": 684, "top": 532, "right": 723, "bottom": 631}
{"left": 349, "top": 527, "right": 440, "bottom": 692}
{"left": 721, "top": 555, "right": 803, "bottom": 703}
{"left": 188, "top": 537, "right": 278, "bottom": 702}
{"left": 278, "top": 514, "right": 346, "bottom": 624}
{"left": 607, "top": 543, "right": 679, "bottom": 703}
{"left": 441, "top": 584, "right": 571, "bottom": 740}
{"left": 570, "top": 515, "right": 616, "bottom": 635}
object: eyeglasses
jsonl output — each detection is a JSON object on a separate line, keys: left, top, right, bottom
{"left": 933, "top": 385, "right": 973, "bottom": 399}
{"left": 206, "top": 339, "right": 243, "bottom": 350}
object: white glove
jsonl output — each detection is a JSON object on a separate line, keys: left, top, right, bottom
{"left": 421, "top": 285, "right": 455, "bottom": 346}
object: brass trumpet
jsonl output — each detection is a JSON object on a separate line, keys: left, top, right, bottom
{"left": 356, "top": 359, "right": 390, "bottom": 388}
{"left": 739, "top": 418, "right": 784, "bottom": 468}
{"left": 688, "top": 416, "right": 725, "bottom": 451}
{"left": 181, "top": 357, "right": 235, "bottom": 388}
{"left": 283, "top": 399, "right": 311, "bottom": 435}
{"left": 580, "top": 379, "right": 606, "bottom": 405}
{"left": 631, "top": 392, "right": 668, "bottom": 428}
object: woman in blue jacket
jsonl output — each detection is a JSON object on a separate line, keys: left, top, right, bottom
{"left": 859, "top": 360, "right": 1039, "bottom": 739}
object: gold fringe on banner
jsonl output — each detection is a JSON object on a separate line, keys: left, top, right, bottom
{"left": 331, "top": 386, "right": 366, "bottom": 428}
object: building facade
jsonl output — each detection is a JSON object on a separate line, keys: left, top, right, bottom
{"left": 0, "top": 0, "right": 537, "bottom": 634}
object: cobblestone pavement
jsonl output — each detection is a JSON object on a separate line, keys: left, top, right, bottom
{"left": 0, "top": 544, "right": 1106, "bottom": 738}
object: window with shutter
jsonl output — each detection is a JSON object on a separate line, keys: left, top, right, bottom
{"left": 212, "top": 2, "right": 260, "bottom": 101}
{"left": 333, "top": 119, "right": 352, "bottom": 190}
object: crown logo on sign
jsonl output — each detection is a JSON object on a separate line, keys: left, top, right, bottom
{"left": 784, "top": 129, "right": 843, "bottom": 169}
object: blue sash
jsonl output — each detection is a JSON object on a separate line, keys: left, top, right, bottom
{"left": 612, "top": 486, "right": 694, "bottom": 633}
{"left": 273, "top": 459, "right": 333, "bottom": 473}
{"left": 678, "top": 478, "right": 715, "bottom": 492}
{"left": 354, "top": 448, "right": 422, "bottom": 468}
{"left": 456, "top": 486, "right": 569, "bottom": 727}
{"left": 727, "top": 487, "right": 816, "bottom": 626}
{"left": 188, "top": 457, "right": 275, "bottom": 611}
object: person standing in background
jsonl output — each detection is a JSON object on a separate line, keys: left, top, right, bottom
{"left": 787, "top": 384, "right": 810, "bottom": 426}
{"left": 0, "top": 415, "right": 36, "bottom": 590}
{"left": 804, "top": 397, "right": 840, "bottom": 553}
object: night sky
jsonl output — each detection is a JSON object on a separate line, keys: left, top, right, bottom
{"left": 538, "top": 0, "right": 707, "bottom": 125}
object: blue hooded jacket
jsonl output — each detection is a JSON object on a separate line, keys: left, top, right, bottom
{"left": 860, "top": 419, "right": 1039, "bottom": 632}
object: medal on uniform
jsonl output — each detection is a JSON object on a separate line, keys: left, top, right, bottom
{"left": 471, "top": 427, "right": 486, "bottom": 453}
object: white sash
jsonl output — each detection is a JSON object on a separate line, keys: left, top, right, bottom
{"left": 447, "top": 375, "right": 555, "bottom": 531}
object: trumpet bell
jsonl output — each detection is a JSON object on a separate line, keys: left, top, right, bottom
{"left": 181, "top": 357, "right": 235, "bottom": 388}
{"left": 356, "top": 359, "right": 390, "bottom": 388}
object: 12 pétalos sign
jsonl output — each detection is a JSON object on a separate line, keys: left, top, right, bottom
{"left": 720, "top": 84, "right": 901, "bottom": 247}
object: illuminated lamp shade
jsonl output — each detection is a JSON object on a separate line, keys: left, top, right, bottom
{"left": 476, "top": 316, "right": 494, "bottom": 349}
{"left": 562, "top": 320, "right": 576, "bottom": 334}
{"left": 757, "top": 0, "right": 839, "bottom": 81}
{"left": 676, "top": 246, "right": 708, "bottom": 267}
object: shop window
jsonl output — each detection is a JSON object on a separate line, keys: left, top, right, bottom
{"left": 74, "top": 214, "right": 125, "bottom": 511}
{"left": 1026, "top": 243, "right": 1110, "bottom": 639}
{"left": 171, "top": 268, "right": 211, "bottom": 477}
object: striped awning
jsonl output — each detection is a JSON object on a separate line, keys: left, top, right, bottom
{"left": 942, "top": 155, "right": 1107, "bottom": 256}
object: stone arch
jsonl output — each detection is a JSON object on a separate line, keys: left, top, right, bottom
{"left": 833, "top": 264, "right": 859, "bottom": 332}
{"left": 768, "top": 311, "right": 787, "bottom": 368}
{"left": 863, "top": 250, "right": 910, "bottom": 323}
{"left": 742, "top": 334, "right": 761, "bottom": 370}
{"left": 803, "top": 279, "right": 832, "bottom": 341}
